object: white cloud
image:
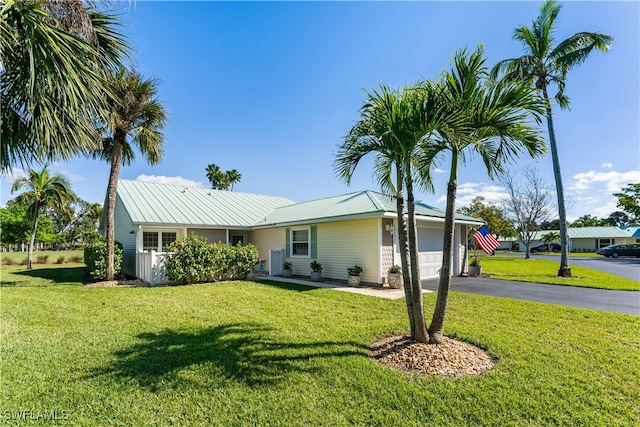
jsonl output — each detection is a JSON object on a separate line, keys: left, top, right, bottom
{"left": 601, "top": 163, "right": 613, "bottom": 169}
{"left": 434, "top": 168, "right": 446, "bottom": 174}
{"left": 135, "top": 175, "right": 204, "bottom": 188}
{"left": 569, "top": 168, "right": 640, "bottom": 193}
{"left": 436, "top": 182, "right": 508, "bottom": 207}
{"left": 58, "top": 170, "right": 86, "bottom": 183}
{"left": 1, "top": 167, "right": 27, "bottom": 180}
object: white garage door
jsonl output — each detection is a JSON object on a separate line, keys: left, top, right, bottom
{"left": 418, "top": 227, "right": 443, "bottom": 279}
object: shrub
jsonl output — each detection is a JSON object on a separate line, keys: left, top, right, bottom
{"left": 388, "top": 265, "right": 401, "bottom": 274}
{"left": 164, "top": 234, "right": 260, "bottom": 285}
{"left": 165, "top": 234, "right": 217, "bottom": 285}
{"left": 21, "top": 257, "right": 28, "bottom": 265}
{"left": 348, "top": 265, "right": 363, "bottom": 276}
{"left": 2, "top": 257, "right": 15, "bottom": 266}
{"left": 69, "top": 255, "right": 83, "bottom": 263}
{"left": 310, "top": 260, "right": 322, "bottom": 272}
{"left": 283, "top": 261, "right": 293, "bottom": 270}
{"left": 36, "top": 255, "right": 49, "bottom": 264}
{"left": 84, "top": 241, "right": 122, "bottom": 280}
{"left": 56, "top": 256, "right": 65, "bottom": 264}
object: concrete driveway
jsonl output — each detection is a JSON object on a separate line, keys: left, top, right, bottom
{"left": 531, "top": 254, "right": 640, "bottom": 281}
{"left": 422, "top": 276, "right": 640, "bottom": 315}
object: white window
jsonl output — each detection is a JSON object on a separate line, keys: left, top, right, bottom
{"left": 291, "top": 227, "right": 310, "bottom": 257}
{"left": 142, "top": 230, "right": 178, "bottom": 252}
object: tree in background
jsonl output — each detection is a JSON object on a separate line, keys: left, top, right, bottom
{"left": 501, "top": 167, "right": 555, "bottom": 259}
{"left": 607, "top": 211, "right": 631, "bottom": 227}
{"left": 492, "top": 0, "right": 613, "bottom": 277}
{"left": 613, "top": 183, "right": 640, "bottom": 223}
{"left": 458, "top": 196, "right": 516, "bottom": 240}
{"left": 206, "top": 164, "right": 242, "bottom": 191}
{"left": 226, "top": 169, "right": 242, "bottom": 191}
{"left": 1, "top": 0, "right": 129, "bottom": 172}
{"left": 97, "top": 68, "right": 167, "bottom": 280}
{"left": 541, "top": 231, "right": 561, "bottom": 251}
{"left": 420, "top": 47, "right": 546, "bottom": 344}
{"left": 10, "top": 167, "right": 76, "bottom": 268}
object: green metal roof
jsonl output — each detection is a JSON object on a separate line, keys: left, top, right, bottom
{"left": 253, "top": 190, "right": 482, "bottom": 227}
{"left": 115, "top": 179, "right": 295, "bottom": 228}
{"left": 529, "top": 227, "right": 638, "bottom": 240}
{"left": 110, "top": 181, "right": 483, "bottom": 229}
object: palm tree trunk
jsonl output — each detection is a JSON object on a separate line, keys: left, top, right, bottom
{"left": 405, "top": 160, "right": 429, "bottom": 343}
{"left": 27, "top": 203, "right": 40, "bottom": 269}
{"left": 105, "top": 133, "right": 124, "bottom": 280}
{"left": 395, "top": 166, "right": 415, "bottom": 337}
{"left": 429, "top": 150, "right": 458, "bottom": 344}
{"left": 542, "top": 87, "right": 571, "bottom": 277}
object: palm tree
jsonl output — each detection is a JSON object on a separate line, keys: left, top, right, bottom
{"left": 11, "top": 167, "right": 76, "bottom": 269}
{"left": 541, "top": 231, "right": 561, "bottom": 251}
{"left": 422, "top": 46, "right": 547, "bottom": 344}
{"left": 226, "top": 169, "right": 242, "bottom": 191}
{"left": 1, "top": 0, "right": 129, "bottom": 173}
{"left": 335, "top": 85, "right": 420, "bottom": 339}
{"left": 492, "top": 0, "right": 613, "bottom": 277}
{"left": 97, "top": 68, "right": 167, "bottom": 280}
{"left": 335, "top": 83, "right": 457, "bottom": 343}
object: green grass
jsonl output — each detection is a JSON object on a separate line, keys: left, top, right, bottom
{"left": 0, "top": 250, "right": 84, "bottom": 265}
{"left": 483, "top": 256, "right": 640, "bottom": 291}
{"left": 1, "top": 265, "right": 638, "bottom": 426}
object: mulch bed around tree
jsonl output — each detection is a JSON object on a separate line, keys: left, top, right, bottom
{"left": 370, "top": 334, "right": 496, "bottom": 378}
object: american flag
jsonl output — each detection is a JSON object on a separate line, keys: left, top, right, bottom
{"left": 472, "top": 225, "right": 501, "bottom": 254}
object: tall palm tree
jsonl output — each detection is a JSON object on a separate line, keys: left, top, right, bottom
{"left": 97, "top": 68, "right": 167, "bottom": 280}
{"left": 11, "top": 167, "right": 76, "bottom": 269}
{"left": 492, "top": 0, "right": 613, "bottom": 277}
{"left": 335, "top": 83, "right": 457, "bottom": 343}
{"left": 1, "top": 0, "right": 129, "bottom": 173}
{"left": 226, "top": 169, "right": 242, "bottom": 191}
{"left": 422, "top": 46, "right": 547, "bottom": 344}
{"left": 335, "top": 85, "right": 420, "bottom": 339}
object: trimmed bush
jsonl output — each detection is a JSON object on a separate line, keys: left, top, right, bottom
{"left": 56, "top": 256, "right": 65, "bottom": 264}
{"left": 1, "top": 257, "right": 15, "bottom": 266}
{"left": 165, "top": 234, "right": 259, "bottom": 285}
{"left": 36, "top": 255, "right": 49, "bottom": 264}
{"left": 69, "top": 255, "right": 83, "bottom": 263}
{"left": 84, "top": 241, "right": 123, "bottom": 280}
{"left": 21, "top": 257, "right": 28, "bottom": 265}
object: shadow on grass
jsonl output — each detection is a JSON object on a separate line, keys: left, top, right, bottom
{"left": 13, "top": 266, "right": 85, "bottom": 284}
{"left": 88, "top": 322, "right": 367, "bottom": 391}
{"left": 256, "top": 279, "right": 323, "bottom": 293}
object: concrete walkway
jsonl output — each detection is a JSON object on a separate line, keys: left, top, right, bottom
{"left": 259, "top": 275, "right": 639, "bottom": 315}
{"left": 259, "top": 275, "right": 431, "bottom": 300}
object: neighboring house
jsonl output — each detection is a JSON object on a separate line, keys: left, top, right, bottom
{"left": 519, "top": 227, "right": 640, "bottom": 252}
{"left": 100, "top": 180, "right": 483, "bottom": 285}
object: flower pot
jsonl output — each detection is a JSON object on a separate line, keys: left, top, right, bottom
{"left": 282, "top": 269, "right": 293, "bottom": 278}
{"left": 347, "top": 275, "right": 361, "bottom": 286}
{"left": 387, "top": 273, "right": 403, "bottom": 289}
{"left": 310, "top": 271, "right": 322, "bottom": 282}
{"left": 468, "top": 265, "right": 482, "bottom": 277}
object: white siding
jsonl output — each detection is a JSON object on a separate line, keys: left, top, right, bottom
{"left": 315, "top": 218, "right": 380, "bottom": 284}
{"left": 248, "top": 228, "right": 285, "bottom": 273}
{"left": 114, "top": 196, "right": 137, "bottom": 277}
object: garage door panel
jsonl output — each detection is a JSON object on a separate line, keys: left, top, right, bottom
{"left": 418, "top": 227, "right": 443, "bottom": 279}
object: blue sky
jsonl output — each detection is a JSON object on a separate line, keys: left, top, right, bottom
{"left": 2, "top": 1, "right": 639, "bottom": 221}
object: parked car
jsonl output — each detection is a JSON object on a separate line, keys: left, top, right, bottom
{"left": 530, "top": 243, "right": 561, "bottom": 253}
{"left": 596, "top": 244, "right": 640, "bottom": 258}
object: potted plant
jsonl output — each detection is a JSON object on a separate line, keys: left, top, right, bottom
{"left": 347, "top": 264, "right": 362, "bottom": 286}
{"left": 282, "top": 261, "right": 293, "bottom": 278}
{"left": 387, "top": 265, "right": 403, "bottom": 289}
{"left": 468, "top": 256, "right": 482, "bottom": 277}
{"left": 310, "top": 260, "right": 322, "bottom": 282}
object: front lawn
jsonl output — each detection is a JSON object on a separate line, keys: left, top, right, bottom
{"left": 1, "top": 265, "right": 638, "bottom": 425}
{"left": 482, "top": 256, "right": 640, "bottom": 291}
